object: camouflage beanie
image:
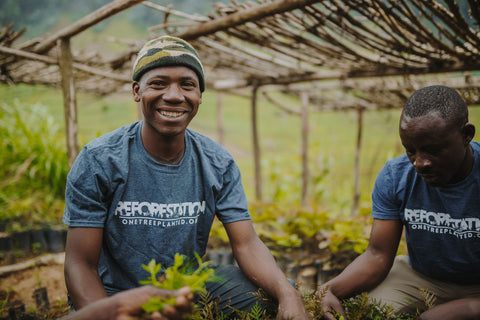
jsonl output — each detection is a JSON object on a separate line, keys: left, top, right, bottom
{"left": 132, "top": 36, "right": 205, "bottom": 92}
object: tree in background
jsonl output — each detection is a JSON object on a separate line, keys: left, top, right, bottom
{"left": 0, "top": 0, "right": 230, "bottom": 39}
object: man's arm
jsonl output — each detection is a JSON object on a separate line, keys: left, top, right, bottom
{"left": 224, "top": 220, "right": 311, "bottom": 320}
{"left": 319, "top": 218, "right": 403, "bottom": 320}
{"left": 418, "top": 298, "right": 480, "bottom": 320}
{"left": 64, "top": 227, "right": 107, "bottom": 310}
{"left": 62, "top": 286, "right": 193, "bottom": 320}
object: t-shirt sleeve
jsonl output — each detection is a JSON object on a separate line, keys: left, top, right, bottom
{"left": 63, "top": 147, "right": 111, "bottom": 227}
{"left": 371, "top": 162, "right": 402, "bottom": 220}
{"left": 214, "top": 160, "right": 251, "bottom": 224}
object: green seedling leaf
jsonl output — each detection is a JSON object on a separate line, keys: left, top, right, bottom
{"left": 140, "top": 253, "right": 218, "bottom": 317}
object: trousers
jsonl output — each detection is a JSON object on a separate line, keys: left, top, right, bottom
{"left": 368, "top": 255, "right": 480, "bottom": 314}
{"left": 202, "top": 264, "right": 276, "bottom": 316}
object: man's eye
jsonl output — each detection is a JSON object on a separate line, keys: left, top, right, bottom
{"left": 181, "top": 80, "right": 196, "bottom": 87}
{"left": 149, "top": 81, "right": 166, "bottom": 87}
{"left": 425, "top": 147, "right": 442, "bottom": 156}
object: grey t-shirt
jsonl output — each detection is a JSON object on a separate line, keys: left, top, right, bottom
{"left": 372, "top": 141, "right": 480, "bottom": 284}
{"left": 63, "top": 121, "right": 251, "bottom": 294}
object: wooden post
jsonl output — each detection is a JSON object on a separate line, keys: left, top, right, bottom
{"left": 351, "top": 106, "right": 363, "bottom": 215}
{"left": 300, "top": 91, "right": 309, "bottom": 206}
{"left": 216, "top": 91, "right": 225, "bottom": 145}
{"left": 251, "top": 85, "right": 262, "bottom": 200}
{"left": 58, "top": 38, "right": 79, "bottom": 167}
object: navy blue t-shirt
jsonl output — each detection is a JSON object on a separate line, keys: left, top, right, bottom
{"left": 372, "top": 141, "right": 480, "bottom": 284}
{"left": 63, "top": 121, "right": 251, "bottom": 295}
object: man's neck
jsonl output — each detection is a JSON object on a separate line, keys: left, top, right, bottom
{"left": 141, "top": 125, "right": 186, "bottom": 165}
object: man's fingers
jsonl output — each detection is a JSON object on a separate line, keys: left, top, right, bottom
{"left": 323, "top": 311, "right": 338, "bottom": 320}
{"left": 175, "top": 287, "right": 193, "bottom": 300}
{"left": 174, "top": 287, "right": 193, "bottom": 309}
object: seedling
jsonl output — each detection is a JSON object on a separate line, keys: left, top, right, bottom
{"left": 139, "top": 252, "right": 217, "bottom": 317}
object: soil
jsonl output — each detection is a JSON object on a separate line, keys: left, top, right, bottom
{"left": 0, "top": 253, "right": 69, "bottom": 319}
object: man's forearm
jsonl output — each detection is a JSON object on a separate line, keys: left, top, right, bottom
{"left": 65, "top": 263, "right": 108, "bottom": 309}
{"left": 418, "top": 298, "right": 480, "bottom": 320}
{"left": 322, "top": 251, "right": 391, "bottom": 299}
{"left": 233, "top": 237, "right": 299, "bottom": 301}
{"left": 62, "top": 297, "right": 117, "bottom": 320}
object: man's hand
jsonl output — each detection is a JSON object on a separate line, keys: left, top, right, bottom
{"left": 64, "top": 286, "right": 193, "bottom": 320}
{"left": 114, "top": 286, "right": 193, "bottom": 320}
{"left": 276, "top": 292, "right": 312, "bottom": 320}
{"left": 318, "top": 286, "right": 346, "bottom": 320}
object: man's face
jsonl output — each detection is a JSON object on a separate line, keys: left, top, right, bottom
{"left": 132, "top": 66, "right": 202, "bottom": 139}
{"left": 399, "top": 111, "right": 469, "bottom": 187}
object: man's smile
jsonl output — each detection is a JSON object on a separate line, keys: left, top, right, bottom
{"left": 158, "top": 110, "right": 186, "bottom": 118}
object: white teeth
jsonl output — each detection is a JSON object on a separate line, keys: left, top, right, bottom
{"left": 160, "top": 110, "right": 183, "bottom": 118}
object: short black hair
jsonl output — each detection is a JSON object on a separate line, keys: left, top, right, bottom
{"left": 402, "top": 85, "right": 468, "bottom": 128}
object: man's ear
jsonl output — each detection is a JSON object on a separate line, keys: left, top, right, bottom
{"left": 132, "top": 81, "right": 140, "bottom": 102}
{"left": 462, "top": 122, "right": 475, "bottom": 146}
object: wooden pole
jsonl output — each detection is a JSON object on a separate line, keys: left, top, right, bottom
{"left": 216, "top": 91, "right": 225, "bottom": 145}
{"left": 251, "top": 85, "right": 262, "bottom": 200}
{"left": 58, "top": 38, "right": 79, "bottom": 167}
{"left": 351, "top": 106, "right": 363, "bottom": 215}
{"left": 300, "top": 91, "right": 309, "bottom": 207}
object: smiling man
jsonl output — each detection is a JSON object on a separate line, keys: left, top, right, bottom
{"left": 63, "top": 36, "right": 310, "bottom": 320}
{"left": 319, "top": 85, "right": 480, "bottom": 320}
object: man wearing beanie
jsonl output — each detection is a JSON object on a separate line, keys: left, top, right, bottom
{"left": 63, "top": 36, "right": 310, "bottom": 319}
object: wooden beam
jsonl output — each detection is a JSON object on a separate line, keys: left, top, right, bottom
{"left": 261, "top": 91, "right": 301, "bottom": 115}
{"left": 177, "top": 0, "right": 320, "bottom": 40}
{"left": 32, "top": 0, "right": 146, "bottom": 53}
{"left": 141, "top": 1, "right": 209, "bottom": 22}
{"left": 255, "top": 65, "right": 480, "bottom": 88}
{"left": 0, "top": 45, "right": 130, "bottom": 82}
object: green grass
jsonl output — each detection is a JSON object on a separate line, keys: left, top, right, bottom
{"left": 1, "top": 83, "right": 480, "bottom": 210}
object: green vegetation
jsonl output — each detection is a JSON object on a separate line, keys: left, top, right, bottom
{"left": 139, "top": 253, "right": 217, "bottom": 318}
{"left": 2, "top": 82, "right": 479, "bottom": 233}
{"left": 0, "top": 100, "right": 67, "bottom": 232}
{"left": 137, "top": 255, "right": 422, "bottom": 319}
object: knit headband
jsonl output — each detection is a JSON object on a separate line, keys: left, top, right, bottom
{"left": 132, "top": 36, "right": 205, "bottom": 92}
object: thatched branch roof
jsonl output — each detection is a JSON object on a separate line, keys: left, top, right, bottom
{"left": 1, "top": 0, "right": 480, "bottom": 109}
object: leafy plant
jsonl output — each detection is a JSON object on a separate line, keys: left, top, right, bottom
{"left": 0, "top": 101, "right": 68, "bottom": 232}
{"left": 299, "top": 290, "right": 419, "bottom": 320}
{"left": 419, "top": 287, "right": 436, "bottom": 310}
{"left": 34, "top": 273, "right": 42, "bottom": 288}
{"left": 139, "top": 253, "right": 217, "bottom": 317}
{"left": 0, "top": 101, "right": 68, "bottom": 196}
{"left": 0, "top": 289, "right": 12, "bottom": 316}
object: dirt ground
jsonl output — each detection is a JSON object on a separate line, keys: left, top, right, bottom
{"left": 0, "top": 253, "right": 69, "bottom": 318}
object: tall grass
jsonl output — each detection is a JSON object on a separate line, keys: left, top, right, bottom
{"left": 0, "top": 100, "right": 68, "bottom": 231}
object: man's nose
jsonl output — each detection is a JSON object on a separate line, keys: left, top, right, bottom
{"left": 163, "top": 84, "right": 184, "bottom": 101}
{"left": 413, "top": 153, "right": 432, "bottom": 170}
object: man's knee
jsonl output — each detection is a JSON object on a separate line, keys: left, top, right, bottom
{"left": 202, "top": 265, "right": 270, "bottom": 314}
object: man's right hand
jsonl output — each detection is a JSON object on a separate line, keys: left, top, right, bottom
{"left": 318, "top": 287, "right": 347, "bottom": 320}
